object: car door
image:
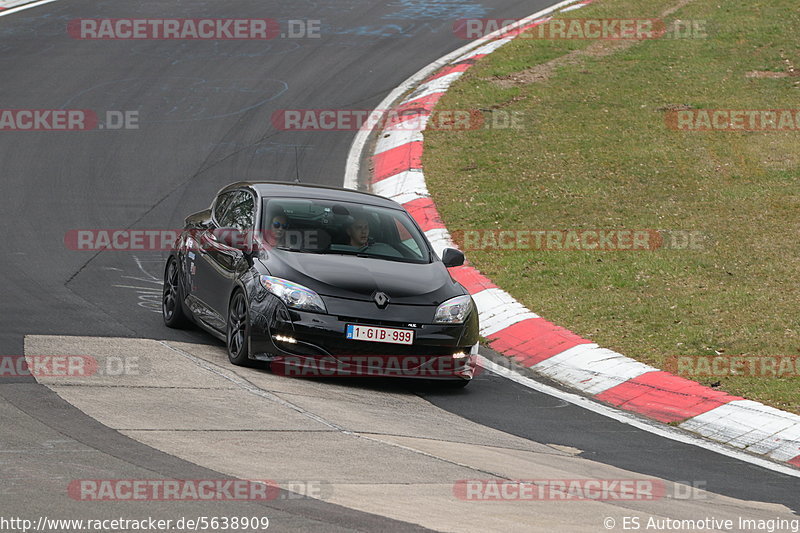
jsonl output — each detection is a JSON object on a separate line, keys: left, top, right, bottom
{"left": 193, "top": 190, "right": 256, "bottom": 331}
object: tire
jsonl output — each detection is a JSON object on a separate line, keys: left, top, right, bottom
{"left": 226, "top": 290, "right": 252, "bottom": 366}
{"left": 163, "top": 257, "right": 191, "bottom": 329}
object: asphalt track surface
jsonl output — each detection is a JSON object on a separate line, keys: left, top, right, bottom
{"left": 0, "top": 0, "right": 798, "bottom": 531}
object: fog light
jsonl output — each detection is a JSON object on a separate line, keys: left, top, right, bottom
{"left": 273, "top": 335, "right": 297, "bottom": 344}
{"left": 452, "top": 351, "right": 468, "bottom": 359}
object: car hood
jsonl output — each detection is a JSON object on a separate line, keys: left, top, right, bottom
{"left": 258, "top": 251, "right": 463, "bottom": 305}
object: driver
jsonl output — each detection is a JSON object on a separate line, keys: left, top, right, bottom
{"left": 265, "top": 210, "right": 289, "bottom": 248}
{"left": 346, "top": 216, "right": 371, "bottom": 248}
{"left": 343, "top": 214, "right": 403, "bottom": 258}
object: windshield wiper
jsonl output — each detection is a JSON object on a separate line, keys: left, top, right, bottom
{"left": 275, "top": 246, "right": 325, "bottom": 254}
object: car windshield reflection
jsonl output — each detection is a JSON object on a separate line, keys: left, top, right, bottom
{"left": 262, "top": 198, "right": 431, "bottom": 264}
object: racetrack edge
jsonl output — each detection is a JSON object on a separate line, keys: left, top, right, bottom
{"left": 344, "top": 0, "right": 800, "bottom": 470}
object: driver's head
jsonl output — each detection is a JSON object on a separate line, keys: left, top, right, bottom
{"left": 268, "top": 212, "right": 288, "bottom": 240}
{"left": 347, "top": 216, "right": 370, "bottom": 247}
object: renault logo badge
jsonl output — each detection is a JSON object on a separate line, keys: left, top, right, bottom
{"left": 373, "top": 292, "right": 389, "bottom": 308}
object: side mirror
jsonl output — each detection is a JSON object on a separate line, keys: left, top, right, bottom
{"left": 441, "top": 248, "right": 465, "bottom": 268}
{"left": 213, "top": 227, "right": 256, "bottom": 253}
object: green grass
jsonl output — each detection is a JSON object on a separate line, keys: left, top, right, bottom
{"left": 423, "top": 0, "right": 800, "bottom": 413}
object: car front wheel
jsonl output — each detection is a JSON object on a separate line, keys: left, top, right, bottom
{"left": 163, "top": 257, "right": 191, "bottom": 328}
{"left": 227, "top": 290, "right": 252, "bottom": 366}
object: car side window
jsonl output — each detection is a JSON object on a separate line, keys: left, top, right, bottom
{"left": 213, "top": 192, "right": 237, "bottom": 225}
{"left": 218, "top": 190, "right": 256, "bottom": 231}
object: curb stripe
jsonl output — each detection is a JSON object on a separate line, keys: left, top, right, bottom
{"left": 402, "top": 197, "right": 446, "bottom": 231}
{"left": 420, "top": 56, "right": 487, "bottom": 83}
{"left": 487, "top": 318, "right": 590, "bottom": 366}
{"left": 423, "top": 228, "right": 453, "bottom": 256}
{"left": 406, "top": 73, "right": 465, "bottom": 103}
{"left": 394, "top": 93, "right": 446, "bottom": 113}
{"left": 532, "top": 343, "right": 656, "bottom": 396}
{"left": 473, "top": 288, "right": 540, "bottom": 336}
{"left": 678, "top": 400, "right": 800, "bottom": 461}
{"left": 371, "top": 170, "right": 429, "bottom": 205}
{"left": 375, "top": 129, "right": 424, "bottom": 155}
{"left": 595, "top": 371, "right": 744, "bottom": 424}
{"left": 372, "top": 142, "right": 423, "bottom": 182}
{"left": 424, "top": 63, "right": 474, "bottom": 82}
{"left": 448, "top": 265, "right": 498, "bottom": 293}
{"left": 383, "top": 112, "right": 430, "bottom": 129}
{"left": 453, "top": 38, "right": 512, "bottom": 63}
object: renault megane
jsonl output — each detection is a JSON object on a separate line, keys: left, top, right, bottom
{"left": 162, "top": 182, "right": 479, "bottom": 386}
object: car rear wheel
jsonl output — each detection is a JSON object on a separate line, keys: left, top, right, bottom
{"left": 163, "top": 257, "right": 191, "bottom": 328}
{"left": 227, "top": 290, "right": 252, "bottom": 366}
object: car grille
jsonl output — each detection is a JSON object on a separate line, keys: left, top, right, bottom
{"left": 335, "top": 316, "right": 422, "bottom": 328}
{"left": 302, "top": 335, "right": 459, "bottom": 357}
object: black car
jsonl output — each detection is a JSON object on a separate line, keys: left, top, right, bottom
{"left": 162, "top": 182, "right": 479, "bottom": 385}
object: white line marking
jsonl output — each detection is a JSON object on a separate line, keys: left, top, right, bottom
{"left": 112, "top": 285, "right": 161, "bottom": 291}
{"left": 133, "top": 255, "right": 162, "bottom": 282}
{"left": 0, "top": 0, "right": 59, "bottom": 17}
{"left": 479, "top": 355, "right": 800, "bottom": 478}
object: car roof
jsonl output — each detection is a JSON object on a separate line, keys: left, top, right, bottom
{"left": 217, "top": 181, "right": 401, "bottom": 209}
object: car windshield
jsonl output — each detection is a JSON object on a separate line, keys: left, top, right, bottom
{"left": 261, "top": 197, "right": 431, "bottom": 264}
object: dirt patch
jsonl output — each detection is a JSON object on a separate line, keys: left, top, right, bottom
{"left": 491, "top": 40, "right": 636, "bottom": 88}
{"left": 661, "top": 0, "right": 695, "bottom": 18}
{"left": 490, "top": 0, "right": 696, "bottom": 88}
{"left": 746, "top": 51, "right": 799, "bottom": 86}
{"left": 655, "top": 103, "right": 694, "bottom": 112}
{"left": 745, "top": 71, "right": 796, "bottom": 79}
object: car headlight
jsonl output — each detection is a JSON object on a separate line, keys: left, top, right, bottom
{"left": 434, "top": 294, "right": 473, "bottom": 324}
{"left": 260, "top": 275, "right": 327, "bottom": 313}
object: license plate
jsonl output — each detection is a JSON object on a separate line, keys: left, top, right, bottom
{"left": 345, "top": 324, "right": 414, "bottom": 345}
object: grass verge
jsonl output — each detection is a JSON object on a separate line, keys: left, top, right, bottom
{"left": 423, "top": 0, "right": 800, "bottom": 413}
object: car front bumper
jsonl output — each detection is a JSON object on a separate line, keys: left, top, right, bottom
{"left": 248, "top": 294, "right": 479, "bottom": 380}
